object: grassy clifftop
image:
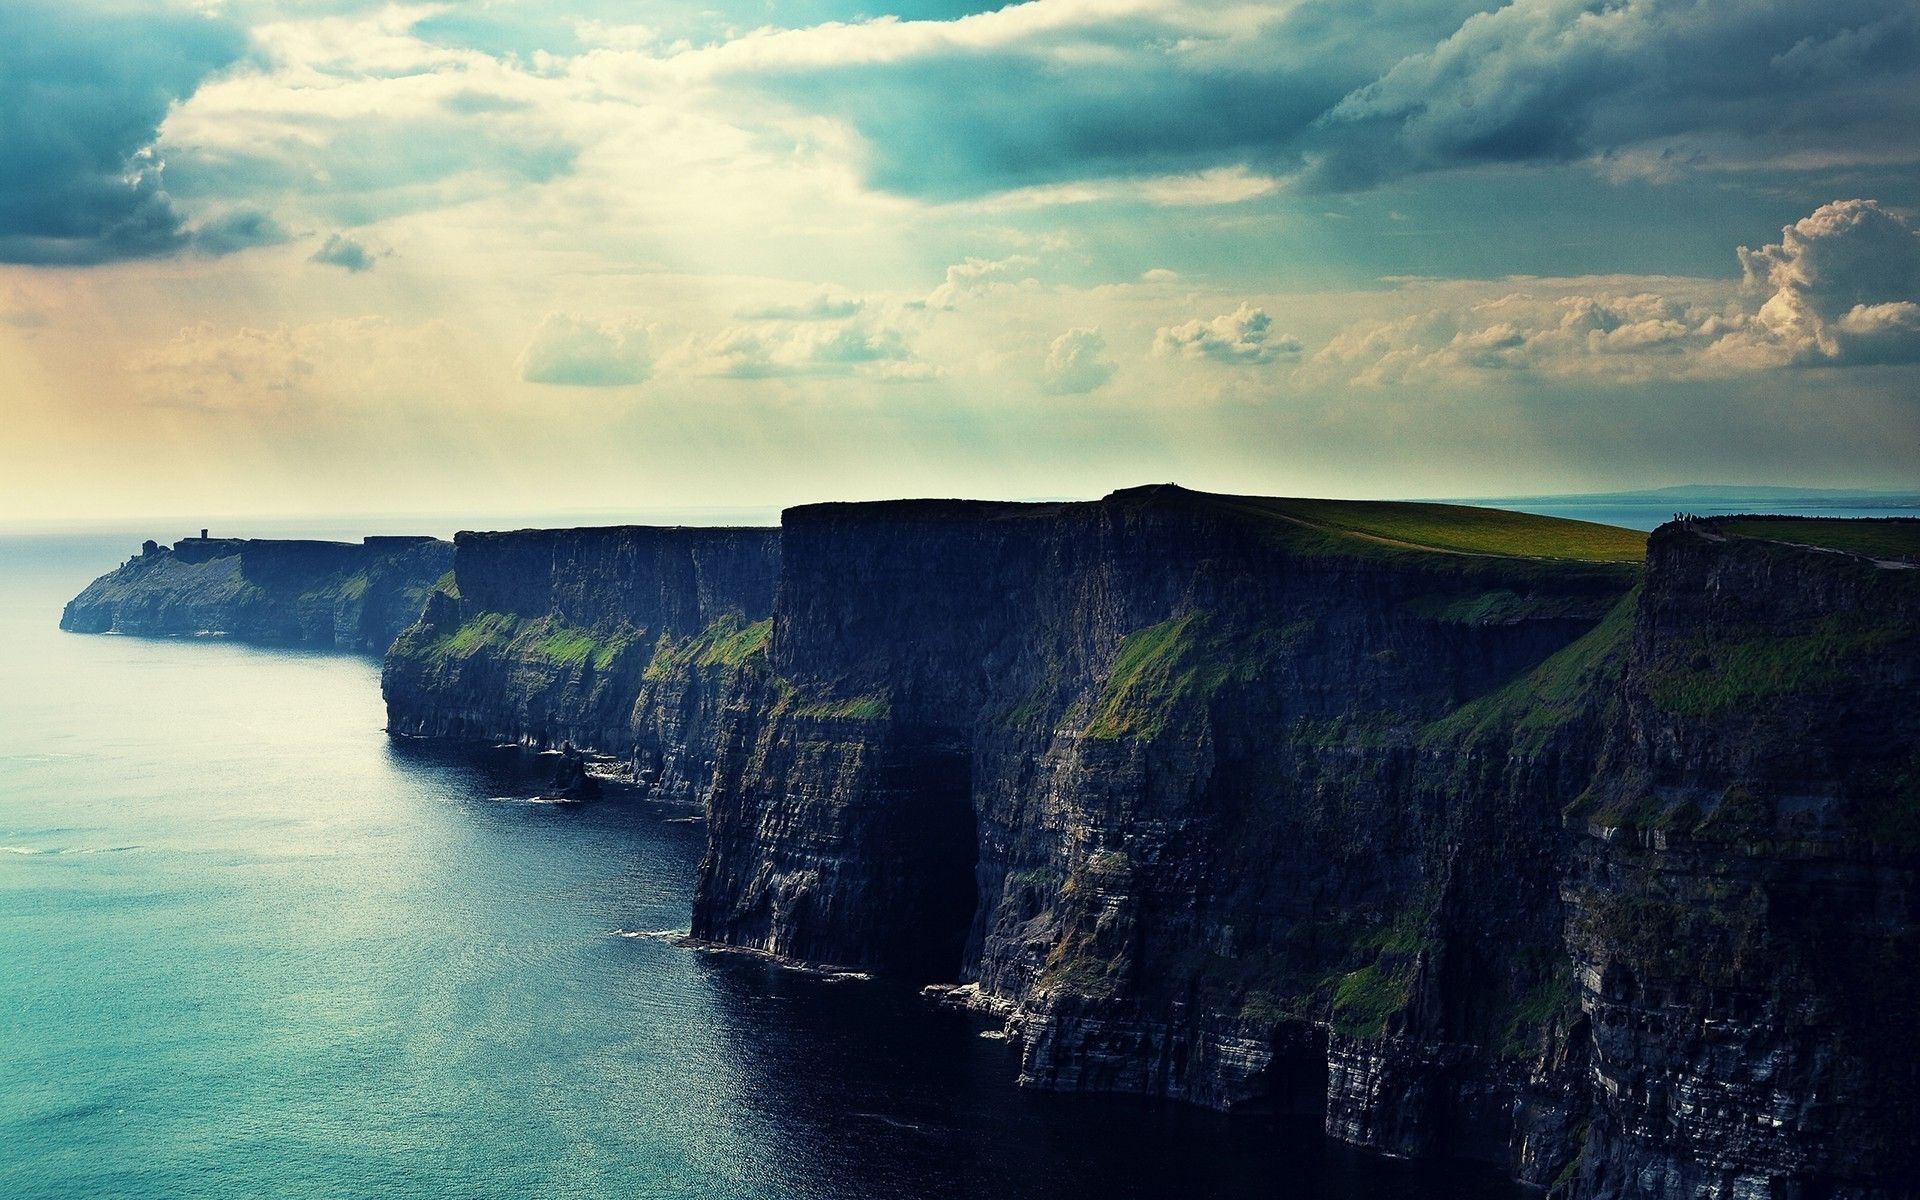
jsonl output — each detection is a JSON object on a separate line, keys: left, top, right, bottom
{"left": 1713, "top": 516, "right": 1920, "bottom": 562}
{"left": 1191, "top": 491, "right": 1647, "bottom": 563}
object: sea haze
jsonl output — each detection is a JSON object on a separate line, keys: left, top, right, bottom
{"left": 0, "top": 532, "right": 1518, "bottom": 1199}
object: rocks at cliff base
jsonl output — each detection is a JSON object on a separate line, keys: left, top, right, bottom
{"left": 534, "top": 752, "right": 602, "bottom": 804}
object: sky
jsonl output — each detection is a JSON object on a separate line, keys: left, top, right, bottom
{"left": 2, "top": 0, "right": 1918, "bottom": 522}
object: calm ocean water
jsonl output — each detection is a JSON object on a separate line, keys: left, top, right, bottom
{"left": 0, "top": 531, "right": 1518, "bottom": 1199}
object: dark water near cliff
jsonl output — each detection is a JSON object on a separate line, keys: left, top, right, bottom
{"left": 0, "top": 533, "right": 1524, "bottom": 1199}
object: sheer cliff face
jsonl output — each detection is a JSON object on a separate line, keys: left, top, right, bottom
{"left": 60, "top": 535, "right": 452, "bottom": 653}
{"left": 1564, "top": 524, "right": 1920, "bottom": 1199}
{"left": 694, "top": 489, "right": 1634, "bottom": 1138}
{"left": 296, "top": 490, "right": 1913, "bottom": 1196}
{"left": 381, "top": 527, "right": 778, "bottom": 802}
{"left": 691, "top": 493, "right": 1919, "bottom": 1198}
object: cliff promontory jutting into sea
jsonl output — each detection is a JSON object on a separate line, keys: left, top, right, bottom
{"left": 64, "top": 491, "right": 1920, "bottom": 1198}
{"left": 60, "top": 533, "right": 453, "bottom": 654}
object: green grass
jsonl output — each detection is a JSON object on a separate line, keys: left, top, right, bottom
{"left": 1501, "top": 970, "right": 1575, "bottom": 1056}
{"left": 1331, "top": 963, "right": 1411, "bottom": 1038}
{"left": 1645, "top": 615, "right": 1909, "bottom": 716}
{"left": 700, "top": 617, "right": 772, "bottom": 667}
{"left": 405, "top": 610, "right": 639, "bottom": 672}
{"left": 1716, "top": 517, "right": 1920, "bottom": 562}
{"left": 1422, "top": 588, "right": 1636, "bottom": 752}
{"left": 441, "top": 611, "right": 518, "bottom": 657}
{"left": 530, "top": 624, "right": 599, "bottom": 666}
{"left": 1085, "top": 614, "right": 1208, "bottom": 740}
{"left": 792, "top": 692, "right": 890, "bottom": 721}
{"left": 1201, "top": 495, "right": 1646, "bottom": 563}
{"left": 1038, "top": 931, "right": 1121, "bottom": 999}
{"left": 1084, "top": 612, "right": 1308, "bottom": 741}
{"left": 646, "top": 615, "right": 772, "bottom": 679}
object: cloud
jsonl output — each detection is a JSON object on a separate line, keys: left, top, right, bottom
{"left": 1155, "top": 304, "right": 1300, "bottom": 365}
{"left": 1316, "top": 198, "right": 1920, "bottom": 381}
{"left": 1042, "top": 327, "right": 1115, "bottom": 394}
{"left": 1311, "top": 0, "right": 1920, "bottom": 189}
{"left": 736, "top": 290, "right": 864, "bottom": 320}
{"left": 698, "top": 0, "right": 1920, "bottom": 201}
{"left": 0, "top": 2, "right": 248, "bottom": 264}
{"left": 1317, "top": 289, "right": 1747, "bottom": 384}
{"left": 157, "top": 6, "right": 580, "bottom": 230}
{"left": 132, "top": 323, "right": 318, "bottom": 406}
{"left": 189, "top": 209, "right": 287, "bottom": 256}
{"left": 683, "top": 320, "right": 926, "bottom": 380}
{"left": 1716, "top": 199, "right": 1920, "bottom": 367}
{"left": 310, "top": 233, "right": 377, "bottom": 272}
{"left": 926, "top": 255, "right": 1037, "bottom": 309}
{"left": 710, "top": 0, "right": 1425, "bottom": 201}
{"left": 518, "top": 314, "right": 652, "bottom": 387}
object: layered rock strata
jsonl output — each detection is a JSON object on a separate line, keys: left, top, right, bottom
{"left": 381, "top": 526, "right": 779, "bottom": 803}
{"left": 686, "top": 490, "right": 1917, "bottom": 1199}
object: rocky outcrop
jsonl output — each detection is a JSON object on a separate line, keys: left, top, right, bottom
{"left": 381, "top": 525, "right": 778, "bottom": 803}
{"left": 688, "top": 489, "right": 1919, "bottom": 1198}
{"left": 61, "top": 534, "right": 452, "bottom": 653}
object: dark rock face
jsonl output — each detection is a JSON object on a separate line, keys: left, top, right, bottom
{"left": 688, "top": 491, "right": 1919, "bottom": 1198}
{"left": 380, "top": 526, "right": 779, "bottom": 804}
{"left": 1561, "top": 524, "right": 1920, "bottom": 1199}
{"left": 179, "top": 487, "right": 1911, "bottom": 1196}
{"left": 60, "top": 534, "right": 452, "bottom": 653}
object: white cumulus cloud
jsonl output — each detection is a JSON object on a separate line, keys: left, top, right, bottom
{"left": 518, "top": 314, "right": 651, "bottom": 387}
{"left": 683, "top": 320, "right": 926, "bottom": 380}
{"left": 1715, "top": 199, "right": 1920, "bottom": 367}
{"left": 1042, "top": 327, "right": 1115, "bottom": 394}
{"left": 1154, "top": 304, "right": 1300, "bottom": 365}
{"left": 926, "top": 255, "right": 1038, "bottom": 310}
{"left": 1319, "top": 199, "right": 1920, "bottom": 382}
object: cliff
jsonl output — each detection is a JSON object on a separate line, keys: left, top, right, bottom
{"left": 61, "top": 534, "right": 453, "bottom": 653}
{"left": 266, "top": 487, "right": 1918, "bottom": 1195}
{"left": 1560, "top": 518, "right": 1920, "bottom": 1198}
{"left": 685, "top": 490, "right": 1918, "bottom": 1198}
{"left": 381, "top": 525, "right": 779, "bottom": 802}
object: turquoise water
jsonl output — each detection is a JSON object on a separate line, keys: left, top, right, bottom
{"left": 0, "top": 533, "right": 1517, "bottom": 1199}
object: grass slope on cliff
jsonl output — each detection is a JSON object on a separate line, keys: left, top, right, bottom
{"left": 1205, "top": 493, "right": 1647, "bottom": 562}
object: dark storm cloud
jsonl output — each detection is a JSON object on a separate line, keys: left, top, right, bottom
{"left": 310, "top": 233, "right": 376, "bottom": 272}
{"left": 733, "top": 0, "right": 1920, "bottom": 200}
{"left": 0, "top": 2, "right": 249, "bottom": 265}
{"left": 742, "top": 0, "right": 1481, "bottom": 199}
{"left": 1311, "top": 0, "right": 1920, "bottom": 189}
